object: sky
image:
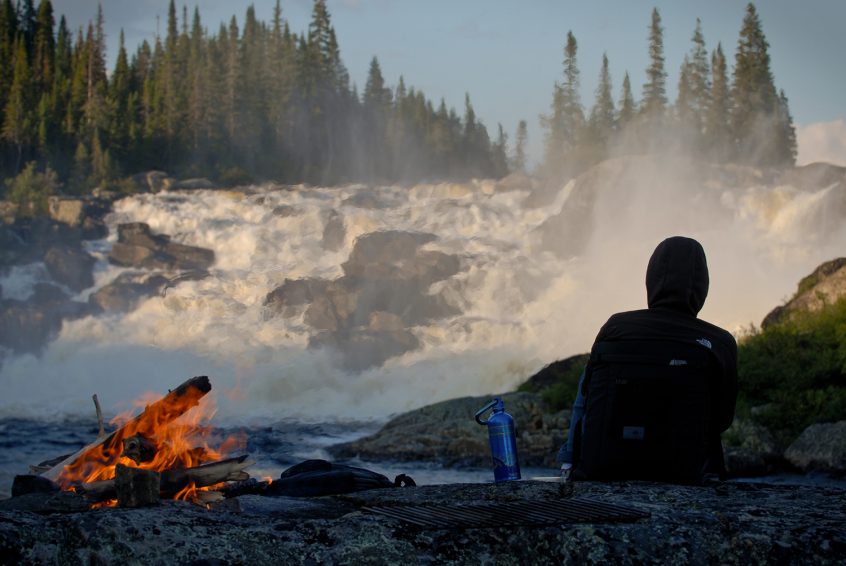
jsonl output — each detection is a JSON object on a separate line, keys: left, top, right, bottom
{"left": 52, "top": 0, "right": 846, "bottom": 169}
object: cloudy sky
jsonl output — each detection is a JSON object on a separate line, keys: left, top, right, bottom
{"left": 52, "top": 0, "right": 846, "bottom": 167}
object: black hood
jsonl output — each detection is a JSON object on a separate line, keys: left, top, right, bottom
{"left": 645, "top": 236, "right": 709, "bottom": 316}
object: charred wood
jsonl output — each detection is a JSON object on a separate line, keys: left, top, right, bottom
{"left": 159, "top": 455, "right": 254, "bottom": 496}
{"left": 29, "top": 452, "right": 73, "bottom": 474}
{"left": 122, "top": 434, "right": 156, "bottom": 464}
{"left": 115, "top": 464, "right": 160, "bottom": 508}
{"left": 11, "top": 475, "right": 60, "bottom": 497}
{"left": 218, "top": 478, "right": 271, "bottom": 498}
{"left": 73, "top": 455, "right": 254, "bottom": 503}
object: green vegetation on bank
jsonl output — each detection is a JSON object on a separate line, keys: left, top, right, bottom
{"left": 736, "top": 298, "right": 846, "bottom": 445}
{"left": 4, "top": 160, "right": 58, "bottom": 216}
{"left": 524, "top": 298, "right": 846, "bottom": 446}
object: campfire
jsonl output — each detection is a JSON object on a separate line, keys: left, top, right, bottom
{"left": 25, "top": 376, "right": 258, "bottom": 508}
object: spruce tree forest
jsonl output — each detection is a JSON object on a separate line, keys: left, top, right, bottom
{"left": 1, "top": 1, "right": 796, "bottom": 209}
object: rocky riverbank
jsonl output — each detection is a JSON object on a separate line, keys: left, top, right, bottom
{"left": 0, "top": 188, "right": 216, "bottom": 357}
{"left": 1, "top": 479, "right": 844, "bottom": 564}
{"left": 329, "top": 390, "right": 846, "bottom": 480}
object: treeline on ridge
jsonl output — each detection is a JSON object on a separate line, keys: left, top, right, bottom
{"left": 1, "top": 1, "right": 798, "bottom": 206}
{"left": 538, "top": 3, "right": 797, "bottom": 180}
{"left": 0, "top": 0, "right": 508, "bottom": 199}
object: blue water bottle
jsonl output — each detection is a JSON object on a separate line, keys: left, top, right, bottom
{"left": 475, "top": 398, "right": 521, "bottom": 482}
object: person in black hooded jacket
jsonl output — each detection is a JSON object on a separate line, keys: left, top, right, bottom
{"left": 558, "top": 236, "right": 737, "bottom": 482}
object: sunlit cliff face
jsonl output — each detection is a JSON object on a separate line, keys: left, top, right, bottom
{"left": 1, "top": 157, "right": 844, "bottom": 422}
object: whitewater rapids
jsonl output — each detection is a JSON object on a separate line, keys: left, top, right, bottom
{"left": 1, "top": 158, "right": 844, "bottom": 423}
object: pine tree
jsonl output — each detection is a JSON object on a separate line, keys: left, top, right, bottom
{"left": 67, "top": 27, "right": 87, "bottom": 136}
{"left": 307, "top": 0, "right": 338, "bottom": 92}
{"left": 675, "top": 56, "right": 694, "bottom": 138}
{"left": 16, "top": 0, "right": 35, "bottom": 53}
{"left": 223, "top": 16, "right": 240, "bottom": 143}
{"left": 68, "top": 138, "right": 89, "bottom": 193}
{"left": 705, "top": 42, "right": 731, "bottom": 162}
{"left": 641, "top": 8, "right": 667, "bottom": 121}
{"left": 492, "top": 123, "right": 508, "bottom": 178}
{"left": 162, "top": 0, "right": 186, "bottom": 145}
{"left": 236, "top": 4, "right": 269, "bottom": 173}
{"left": 687, "top": 18, "right": 711, "bottom": 140}
{"left": 363, "top": 56, "right": 391, "bottom": 179}
{"left": 48, "top": 14, "right": 72, "bottom": 170}
{"left": 108, "top": 29, "right": 132, "bottom": 165}
{"left": 80, "top": 10, "right": 108, "bottom": 139}
{"left": 186, "top": 6, "right": 207, "bottom": 158}
{"left": 542, "top": 30, "right": 583, "bottom": 179}
{"left": 773, "top": 89, "right": 796, "bottom": 166}
{"left": 364, "top": 56, "right": 391, "bottom": 109}
{"left": 731, "top": 3, "right": 788, "bottom": 166}
{"left": 512, "top": 119, "right": 528, "bottom": 173}
{"left": 3, "top": 37, "right": 34, "bottom": 171}
{"left": 588, "top": 52, "right": 615, "bottom": 153}
{"left": 33, "top": 0, "right": 55, "bottom": 91}
{"left": 0, "top": 0, "right": 18, "bottom": 124}
{"left": 617, "top": 71, "right": 636, "bottom": 132}
{"left": 89, "top": 129, "right": 114, "bottom": 185}
{"left": 268, "top": 0, "right": 295, "bottom": 170}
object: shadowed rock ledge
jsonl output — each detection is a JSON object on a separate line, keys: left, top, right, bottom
{"left": 1, "top": 480, "right": 844, "bottom": 564}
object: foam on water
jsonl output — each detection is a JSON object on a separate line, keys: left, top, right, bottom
{"left": 1, "top": 166, "right": 844, "bottom": 423}
{"left": 0, "top": 263, "right": 52, "bottom": 301}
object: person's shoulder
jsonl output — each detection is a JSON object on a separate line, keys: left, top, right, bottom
{"left": 694, "top": 318, "right": 737, "bottom": 352}
{"left": 594, "top": 309, "right": 652, "bottom": 339}
{"left": 604, "top": 309, "right": 650, "bottom": 325}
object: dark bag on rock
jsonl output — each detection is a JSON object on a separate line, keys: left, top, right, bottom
{"left": 574, "top": 339, "right": 716, "bottom": 485}
{"left": 267, "top": 459, "right": 415, "bottom": 497}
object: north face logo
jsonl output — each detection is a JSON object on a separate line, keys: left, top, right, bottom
{"left": 696, "top": 338, "right": 712, "bottom": 349}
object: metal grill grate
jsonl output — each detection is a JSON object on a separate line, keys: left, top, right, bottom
{"left": 362, "top": 497, "right": 649, "bottom": 529}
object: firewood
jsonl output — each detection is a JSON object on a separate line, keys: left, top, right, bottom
{"left": 122, "top": 434, "right": 156, "bottom": 464}
{"left": 93, "top": 394, "right": 105, "bottom": 438}
{"left": 29, "top": 453, "right": 73, "bottom": 474}
{"left": 218, "top": 478, "right": 271, "bottom": 498}
{"left": 40, "top": 376, "right": 212, "bottom": 482}
{"left": 74, "top": 455, "right": 254, "bottom": 503}
{"left": 75, "top": 479, "right": 116, "bottom": 501}
{"left": 11, "top": 475, "right": 60, "bottom": 497}
{"left": 115, "top": 464, "right": 160, "bottom": 507}
{"left": 159, "top": 455, "right": 255, "bottom": 496}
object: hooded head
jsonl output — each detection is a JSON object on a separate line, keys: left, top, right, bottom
{"left": 645, "top": 236, "right": 709, "bottom": 316}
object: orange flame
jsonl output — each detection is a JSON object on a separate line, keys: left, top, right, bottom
{"left": 57, "top": 383, "right": 245, "bottom": 506}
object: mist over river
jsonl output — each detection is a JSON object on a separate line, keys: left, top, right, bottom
{"left": 1, "top": 157, "right": 845, "bottom": 425}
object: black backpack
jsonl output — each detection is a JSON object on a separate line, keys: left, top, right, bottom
{"left": 573, "top": 339, "right": 718, "bottom": 484}
{"left": 266, "top": 459, "right": 415, "bottom": 497}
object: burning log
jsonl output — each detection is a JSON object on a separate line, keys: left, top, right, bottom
{"left": 159, "top": 455, "right": 255, "bottom": 497}
{"left": 115, "top": 464, "right": 160, "bottom": 507}
{"left": 40, "top": 375, "right": 212, "bottom": 483}
{"left": 74, "top": 455, "right": 255, "bottom": 503}
{"left": 122, "top": 434, "right": 156, "bottom": 464}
